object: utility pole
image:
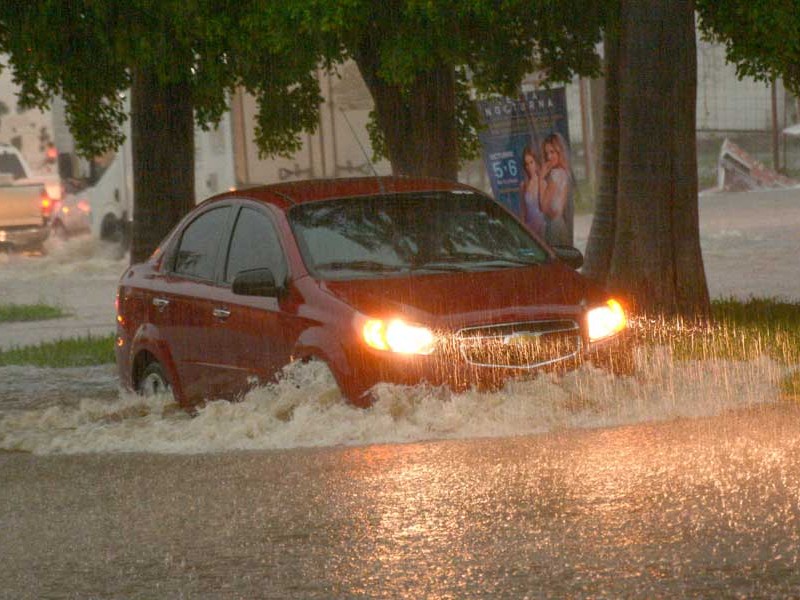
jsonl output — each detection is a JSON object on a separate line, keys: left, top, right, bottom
{"left": 578, "top": 78, "right": 595, "bottom": 194}
{"left": 771, "top": 79, "right": 780, "bottom": 171}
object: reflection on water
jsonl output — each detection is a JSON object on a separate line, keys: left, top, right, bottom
{"left": 6, "top": 406, "right": 799, "bottom": 598}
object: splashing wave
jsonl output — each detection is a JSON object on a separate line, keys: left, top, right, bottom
{"left": 0, "top": 350, "right": 786, "bottom": 455}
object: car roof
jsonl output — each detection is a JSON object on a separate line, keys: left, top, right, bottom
{"left": 206, "top": 176, "right": 476, "bottom": 210}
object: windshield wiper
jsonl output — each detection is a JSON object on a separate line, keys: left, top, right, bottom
{"left": 419, "top": 252, "right": 542, "bottom": 268}
{"left": 314, "top": 260, "right": 407, "bottom": 273}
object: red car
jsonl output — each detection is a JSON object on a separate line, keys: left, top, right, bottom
{"left": 115, "top": 177, "right": 629, "bottom": 410}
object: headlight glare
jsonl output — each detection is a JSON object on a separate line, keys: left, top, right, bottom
{"left": 587, "top": 299, "right": 627, "bottom": 342}
{"left": 363, "top": 318, "right": 434, "bottom": 354}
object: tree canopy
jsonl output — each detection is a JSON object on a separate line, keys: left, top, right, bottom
{"left": 0, "top": 1, "right": 330, "bottom": 260}
{"left": 697, "top": 0, "right": 800, "bottom": 94}
{"left": 1, "top": 1, "right": 609, "bottom": 170}
{"left": 0, "top": 1, "right": 321, "bottom": 158}
{"left": 280, "top": 1, "right": 608, "bottom": 177}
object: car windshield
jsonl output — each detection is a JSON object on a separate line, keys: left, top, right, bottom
{"left": 288, "top": 191, "right": 549, "bottom": 280}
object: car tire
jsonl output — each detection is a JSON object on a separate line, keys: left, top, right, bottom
{"left": 137, "top": 361, "right": 172, "bottom": 397}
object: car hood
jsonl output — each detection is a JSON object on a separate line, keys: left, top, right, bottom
{"left": 320, "top": 262, "right": 605, "bottom": 327}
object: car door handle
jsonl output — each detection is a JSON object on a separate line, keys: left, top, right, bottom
{"left": 152, "top": 297, "right": 169, "bottom": 311}
{"left": 213, "top": 307, "right": 231, "bottom": 320}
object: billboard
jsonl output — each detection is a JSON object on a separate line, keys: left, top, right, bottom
{"left": 477, "top": 89, "right": 574, "bottom": 246}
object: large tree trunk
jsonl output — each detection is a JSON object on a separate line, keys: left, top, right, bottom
{"left": 585, "top": 0, "right": 709, "bottom": 319}
{"left": 130, "top": 66, "right": 195, "bottom": 264}
{"left": 353, "top": 39, "right": 458, "bottom": 180}
{"left": 583, "top": 27, "right": 621, "bottom": 285}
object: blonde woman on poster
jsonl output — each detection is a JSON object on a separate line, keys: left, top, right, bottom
{"left": 539, "top": 132, "right": 572, "bottom": 245}
{"left": 518, "top": 144, "right": 546, "bottom": 237}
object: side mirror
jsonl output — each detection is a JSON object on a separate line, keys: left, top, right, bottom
{"left": 232, "top": 268, "right": 280, "bottom": 297}
{"left": 551, "top": 245, "right": 584, "bottom": 270}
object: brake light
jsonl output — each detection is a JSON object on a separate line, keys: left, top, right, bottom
{"left": 115, "top": 290, "right": 125, "bottom": 325}
{"left": 41, "top": 193, "right": 52, "bottom": 218}
{"left": 44, "top": 182, "right": 62, "bottom": 201}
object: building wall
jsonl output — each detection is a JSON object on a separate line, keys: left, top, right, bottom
{"left": 0, "top": 66, "right": 55, "bottom": 176}
{"left": 233, "top": 62, "right": 391, "bottom": 188}
{"left": 696, "top": 40, "right": 782, "bottom": 132}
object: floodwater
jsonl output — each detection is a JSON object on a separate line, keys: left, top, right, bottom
{"left": 1, "top": 189, "right": 800, "bottom": 597}
{"left": 2, "top": 399, "right": 800, "bottom": 598}
{"left": 2, "top": 337, "right": 799, "bottom": 597}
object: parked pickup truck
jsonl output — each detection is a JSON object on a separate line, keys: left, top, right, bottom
{"left": 0, "top": 144, "right": 53, "bottom": 252}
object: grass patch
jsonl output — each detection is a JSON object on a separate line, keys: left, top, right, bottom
{"left": 0, "top": 333, "right": 116, "bottom": 368}
{"left": 642, "top": 298, "right": 800, "bottom": 363}
{"left": 0, "top": 303, "right": 68, "bottom": 323}
{"left": 708, "top": 298, "right": 800, "bottom": 364}
{"left": 636, "top": 298, "right": 800, "bottom": 396}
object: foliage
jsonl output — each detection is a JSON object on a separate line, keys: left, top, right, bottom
{"left": 0, "top": 333, "right": 115, "bottom": 367}
{"left": 0, "top": 0, "right": 609, "bottom": 165}
{"left": 697, "top": 0, "right": 800, "bottom": 94}
{"left": 0, "top": 303, "right": 67, "bottom": 323}
{"left": 184, "top": 1, "right": 610, "bottom": 164}
{"left": 0, "top": 1, "right": 319, "bottom": 159}
{"left": 308, "top": 0, "right": 606, "bottom": 90}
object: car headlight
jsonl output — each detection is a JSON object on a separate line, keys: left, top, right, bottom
{"left": 362, "top": 318, "right": 435, "bottom": 355}
{"left": 587, "top": 299, "right": 627, "bottom": 342}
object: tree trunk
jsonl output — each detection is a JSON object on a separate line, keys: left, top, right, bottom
{"left": 353, "top": 40, "right": 458, "bottom": 180}
{"left": 130, "top": 66, "right": 195, "bottom": 264}
{"left": 583, "top": 28, "right": 621, "bottom": 285}
{"left": 585, "top": 0, "right": 709, "bottom": 319}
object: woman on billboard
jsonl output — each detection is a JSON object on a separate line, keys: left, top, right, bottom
{"left": 518, "top": 144, "right": 545, "bottom": 237}
{"left": 539, "top": 132, "right": 573, "bottom": 245}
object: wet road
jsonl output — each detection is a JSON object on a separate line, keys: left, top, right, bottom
{"left": 3, "top": 402, "right": 800, "bottom": 599}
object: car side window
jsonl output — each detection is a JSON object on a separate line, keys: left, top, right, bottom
{"left": 224, "top": 207, "right": 287, "bottom": 284}
{"left": 173, "top": 206, "right": 230, "bottom": 280}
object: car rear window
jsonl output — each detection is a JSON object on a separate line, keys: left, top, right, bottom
{"left": 0, "top": 152, "right": 26, "bottom": 180}
{"left": 288, "top": 191, "right": 549, "bottom": 280}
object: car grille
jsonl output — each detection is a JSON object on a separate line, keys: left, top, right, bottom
{"left": 457, "top": 320, "right": 581, "bottom": 369}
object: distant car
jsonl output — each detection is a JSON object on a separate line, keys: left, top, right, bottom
{"left": 115, "top": 177, "right": 630, "bottom": 410}
{"left": 0, "top": 144, "right": 53, "bottom": 252}
{"left": 50, "top": 186, "right": 93, "bottom": 240}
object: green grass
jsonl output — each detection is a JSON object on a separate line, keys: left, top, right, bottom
{"left": 707, "top": 297, "right": 800, "bottom": 364}
{"left": 644, "top": 298, "right": 800, "bottom": 361}
{"left": 636, "top": 298, "right": 800, "bottom": 399}
{"left": 712, "top": 297, "right": 800, "bottom": 331}
{"left": 0, "top": 303, "right": 68, "bottom": 323}
{"left": 0, "top": 333, "right": 116, "bottom": 367}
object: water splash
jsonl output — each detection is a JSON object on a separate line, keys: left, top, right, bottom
{"left": 0, "top": 349, "right": 787, "bottom": 455}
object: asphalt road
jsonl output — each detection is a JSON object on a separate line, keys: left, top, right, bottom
{"left": 2, "top": 401, "right": 799, "bottom": 599}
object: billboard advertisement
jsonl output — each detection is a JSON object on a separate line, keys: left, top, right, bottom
{"left": 477, "top": 89, "right": 574, "bottom": 246}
